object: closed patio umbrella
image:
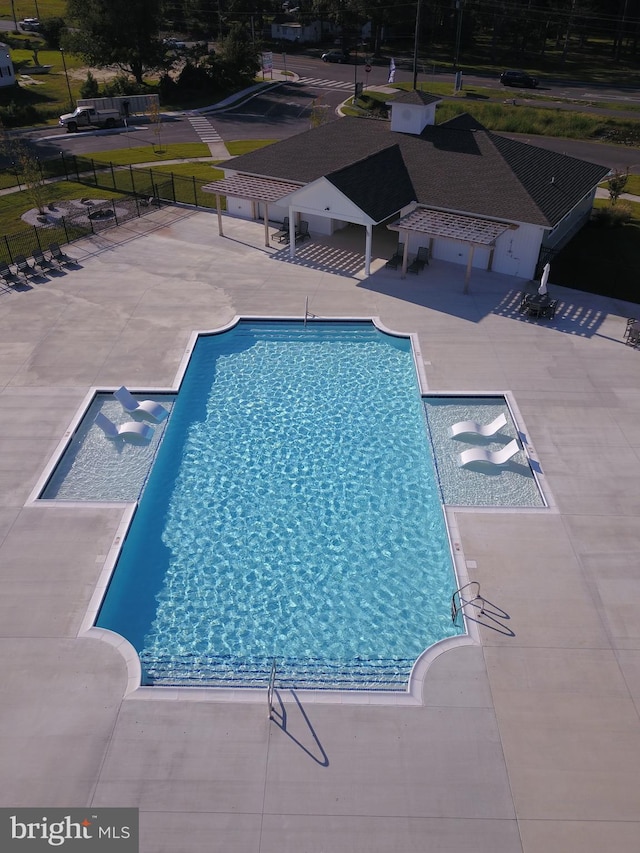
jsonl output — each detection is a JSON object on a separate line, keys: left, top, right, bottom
{"left": 538, "top": 262, "right": 550, "bottom": 296}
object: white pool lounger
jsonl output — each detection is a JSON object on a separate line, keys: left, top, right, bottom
{"left": 450, "top": 412, "right": 508, "bottom": 438}
{"left": 458, "top": 438, "right": 520, "bottom": 468}
{"left": 114, "top": 385, "right": 169, "bottom": 422}
{"left": 94, "top": 412, "right": 155, "bottom": 442}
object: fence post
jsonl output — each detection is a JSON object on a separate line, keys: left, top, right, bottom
{"left": 134, "top": 194, "right": 140, "bottom": 217}
{"left": 62, "top": 217, "right": 69, "bottom": 244}
{"left": 112, "top": 199, "right": 118, "bottom": 226}
{"left": 129, "top": 164, "right": 135, "bottom": 194}
{"left": 110, "top": 161, "right": 116, "bottom": 190}
{"left": 60, "top": 152, "right": 68, "bottom": 180}
{"left": 192, "top": 175, "right": 197, "bottom": 207}
{"left": 4, "top": 235, "right": 13, "bottom": 263}
{"left": 171, "top": 173, "right": 176, "bottom": 202}
{"left": 33, "top": 225, "right": 43, "bottom": 252}
{"left": 92, "top": 158, "right": 98, "bottom": 186}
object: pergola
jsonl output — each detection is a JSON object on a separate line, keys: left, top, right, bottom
{"left": 202, "top": 174, "right": 303, "bottom": 247}
{"left": 389, "top": 208, "right": 515, "bottom": 292}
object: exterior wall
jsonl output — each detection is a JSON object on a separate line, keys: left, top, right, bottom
{"left": 0, "top": 43, "right": 16, "bottom": 88}
{"left": 491, "top": 222, "right": 544, "bottom": 279}
{"left": 390, "top": 103, "right": 436, "bottom": 134}
{"left": 542, "top": 190, "right": 595, "bottom": 251}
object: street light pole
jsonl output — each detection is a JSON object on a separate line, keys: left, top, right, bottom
{"left": 454, "top": 1, "right": 464, "bottom": 69}
{"left": 60, "top": 48, "right": 73, "bottom": 111}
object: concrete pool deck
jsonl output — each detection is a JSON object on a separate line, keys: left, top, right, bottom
{"left": 1, "top": 206, "right": 639, "bottom": 852}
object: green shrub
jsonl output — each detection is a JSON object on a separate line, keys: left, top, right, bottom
{"left": 80, "top": 71, "right": 100, "bottom": 100}
{"left": 592, "top": 202, "right": 633, "bottom": 226}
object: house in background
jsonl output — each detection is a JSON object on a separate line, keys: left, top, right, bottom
{"left": 206, "top": 90, "right": 609, "bottom": 282}
{"left": 0, "top": 43, "right": 16, "bottom": 89}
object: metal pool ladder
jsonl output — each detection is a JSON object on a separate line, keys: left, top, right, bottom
{"left": 451, "top": 581, "right": 485, "bottom": 623}
{"left": 267, "top": 657, "right": 277, "bottom": 720}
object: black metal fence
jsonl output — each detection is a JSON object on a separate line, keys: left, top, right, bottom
{"left": 1, "top": 153, "right": 219, "bottom": 266}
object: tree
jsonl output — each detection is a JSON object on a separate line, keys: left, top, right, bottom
{"left": 607, "top": 168, "right": 629, "bottom": 205}
{"left": 64, "top": 0, "right": 165, "bottom": 84}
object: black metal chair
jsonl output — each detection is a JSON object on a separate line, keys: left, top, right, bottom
{"left": 295, "top": 220, "right": 310, "bottom": 243}
{"left": 272, "top": 216, "right": 290, "bottom": 243}
{"left": 385, "top": 242, "right": 404, "bottom": 270}
{"left": 408, "top": 246, "right": 429, "bottom": 274}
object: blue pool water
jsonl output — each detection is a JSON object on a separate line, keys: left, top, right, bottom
{"left": 96, "top": 321, "right": 462, "bottom": 690}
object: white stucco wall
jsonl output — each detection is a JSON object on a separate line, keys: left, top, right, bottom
{"left": 0, "top": 43, "right": 16, "bottom": 88}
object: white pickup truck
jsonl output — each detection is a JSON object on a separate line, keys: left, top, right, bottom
{"left": 59, "top": 106, "right": 122, "bottom": 133}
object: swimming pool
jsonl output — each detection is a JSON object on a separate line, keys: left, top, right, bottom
{"left": 95, "top": 320, "right": 463, "bottom": 690}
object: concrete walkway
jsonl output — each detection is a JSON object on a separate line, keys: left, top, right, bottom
{"left": 0, "top": 209, "right": 639, "bottom": 853}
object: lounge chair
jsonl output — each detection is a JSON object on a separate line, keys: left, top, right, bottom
{"left": 295, "top": 220, "right": 310, "bottom": 243}
{"left": 459, "top": 438, "right": 521, "bottom": 468}
{"left": 114, "top": 385, "right": 169, "bottom": 422}
{"left": 0, "top": 261, "right": 22, "bottom": 286}
{"left": 408, "top": 246, "right": 429, "bottom": 274}
{"left": 450, "top": 413, "right": 507, "bottom": 439}
{"left": 385, "top": 242, "right": 405, "bottom": 270}
{"left": 14, "top": 254, "right": 36, "bottom": 277}
{"left": 94, "top": 412, "right": 154, "bottom": 442}
{"left": 273, "top": 217, "right": 290, "bottom": 243}
{"left": 32, "top": 248, "right": 58, "bottom": 274}
{"left": 48, "top": 243, "right": 74, "bottom": 265}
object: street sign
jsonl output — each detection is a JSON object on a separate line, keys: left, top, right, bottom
{"left": 365, "top": 64, "right": 371, "bottom": 73}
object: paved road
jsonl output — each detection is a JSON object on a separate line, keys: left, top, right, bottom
{"left": 21, "top": 56, "right": 640, "bottom": 174}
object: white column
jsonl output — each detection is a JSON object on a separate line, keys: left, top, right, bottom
{"left": 364, "top": 223, "right": 372, "bottom": 276}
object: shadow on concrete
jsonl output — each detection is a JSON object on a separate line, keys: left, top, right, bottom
{"left": 270, "top": 689, "right": 330, "bottom": 767}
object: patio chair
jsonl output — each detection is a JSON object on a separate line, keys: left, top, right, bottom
{"left": 94, "top": 412, "right": 155, "bottom": 442}
{"left": 408, "top": 246, "right": 429, "bottom": 274}
{"left": 626, "top": 326, "right": 640, "bottom": 347}
{"left": 295, "top": 220, "right": 310, "bottom": 243}
{"left": 385, "top": 242, "right": 405, "bottom": 270}
{"left": 518, "top": 292, "right": 532, "bottom": 313}
{"left": 114, "top": 385, "right": 169, "bottom": 422}
{"left": 32, "top": 248, "right": 58, "bottom": 274}
{"left": 540, "top": 299, "right": 558, "bottom": 320}
{"left": 14, "top": 254, "right": 36, "bottom": 277}
{"left": 272, "top": 217, "right": 290, "bottom": 243}
{"left": 450, "top": 413, "right": 507, "bottom": 439}
{"left": 48, "top": 243, "right": 74, "bottom": 266}
{"left": 0, "top": 261, "right": 22, "bottom": 287}
{"left": 459, "top": 438, "right": 521, "bottom": 468}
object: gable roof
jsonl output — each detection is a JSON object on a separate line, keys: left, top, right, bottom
{"left": 325, "top": 145, "right": 416, "bottom": 222}
{"left": 223, "top": 114, "right": 609, "bottom": 228}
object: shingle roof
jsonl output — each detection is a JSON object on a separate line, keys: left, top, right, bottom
{"left": 222, "top": 114, "right": 609, "bottom": 228}
{"left": 325, "top": 145, "right": 416, "bottom": 222}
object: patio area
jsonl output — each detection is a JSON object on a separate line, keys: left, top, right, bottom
{"left": 1, "top": 207, "right": 639, "bottom": 853}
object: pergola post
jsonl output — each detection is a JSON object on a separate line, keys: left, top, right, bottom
{"left": 463, "top": 245, "right": 475, "bottom": 294}
{"left": 263, "top": 203, "right": 270, "bottom": 247}
{"left": 364, "top": 224, "right": 372, "bottom": 276}
{"left": 216, "top": 195, "right": 223, "bottom": 236}
{"left": 288, "top": 208, "right": 296, "bottom": 259}
{"left": 400, "top": 233, "right": 409, "bottom": 278}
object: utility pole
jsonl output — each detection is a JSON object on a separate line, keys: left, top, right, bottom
{"left": 10, "top": 0, "right": 19, "bottom": 31}
{"left": 412, "top": 0, "right": 421, "bottom": 90}
{"left": 454, "top": 1, "right": 464, "bottom": 69}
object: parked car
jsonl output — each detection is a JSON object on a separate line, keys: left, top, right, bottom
{"left": 500, "top": 70, "right": 539, "bottom": 88}
{"left": 19, "top": 17, "right": 40, "bottom": 31}
{"left": 163, "top": 37, "right": 187, "bottom": 50}
{"left": 321, "top": 49, "right": 349, "bottom": 63}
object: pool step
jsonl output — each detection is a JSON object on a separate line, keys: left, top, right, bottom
{"left": 140, "top": 652, "right": 413, "bottom": 691}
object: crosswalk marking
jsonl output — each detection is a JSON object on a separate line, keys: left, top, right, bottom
{"left": 187, "top": 115, "right": 223, "bottom": 144}
{"left": 295, "top": 76, "right": 354, "bottom": 91}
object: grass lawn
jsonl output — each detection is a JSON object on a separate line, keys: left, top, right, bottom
{"left": 0, "top": 181, "right": 123, "bottom": 238}
{"left": 87, "top": 144, "right": 211, "bottom": 166}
